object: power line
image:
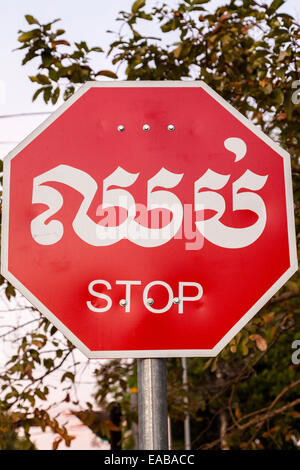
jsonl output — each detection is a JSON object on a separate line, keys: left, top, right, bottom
{"left": 0, "top": 112, "right": 52, "bottom": 146}
{"left": 0, "top": 141, "right": 19, "bottom": 144}
{"left": 0, "top": 111, "right": 51, "bottom": 119}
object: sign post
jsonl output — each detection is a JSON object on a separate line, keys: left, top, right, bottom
{"left": 182, "top": 357, "right": 191, "bottom": 450}
{"left": 1, "top": 81, "right": 297, "bottom": 449}
{"left": 138, "top": 358, "right": 168, "bottom": 450}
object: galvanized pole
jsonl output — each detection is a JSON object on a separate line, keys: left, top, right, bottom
{"left": 137, "top": 358, "right": 168, "bottom": 450}
{"left": 181, "top": 357, "right": 191, "bottom": 450}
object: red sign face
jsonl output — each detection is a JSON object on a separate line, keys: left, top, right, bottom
{"left": 1, "top": 82, "right": 297, "bottom": 358}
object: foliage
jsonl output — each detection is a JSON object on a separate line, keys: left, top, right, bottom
{"left": 0, "top": 305, "right": 80, "bottom": 449}
{"left": 0, "top": 412, "right": 36, "bottom": 449}
{"left": 0, "top": 0, "right": 299, "bottom": 449}
{"left": 16, "top": 15, "right": 116, "bottom": 105}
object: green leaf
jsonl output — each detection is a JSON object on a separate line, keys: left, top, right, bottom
{"left": 270, "top": 88, "right": 284, "bottom": 105}
{"left": 25, "top": 14, "right": 40, "bottom": 25}
{"left": 41, "top": 49, "right": 52, "bottom": 67}
{"left": 241, "top": 337, "right": 249, "bottom": 356}
{"left": 91, "top": 46, "right": 104, "bottom": 52}
{"left": 190, "top": 6, "right": 206, "bottom": 10}
{"left": 50, "top": 325, "right": 57, "bottom": 336}
{"left": 36, "top": 389, "right": 47, "bottom": 400}
{"left": 61, "top": 372, "right": 75, "bottom": 383}
{"left": 63, "top": 86, "right": 75, "bottom": 101}
{"left": 132, "top": 0, "right": 145, "bottom": 14}
{"left": 22, "top": 50, "right": 38, "bottom": 65}
{"left": 43, "top": 358, "right": 54, "bottom": 369}
{"left": 55, "top": 29, "right": 65, "bottom": 36}
{"left": 75, "top": 41, "right": 89, "bottom": 52}
{"left": 49, "top": 68, "right": 59, "bottom": 82}
{"left": 29, "top": 74, "right": 51, "bottom": 85}
{"left": 43, "top": 18, "right": 61, "bottom": 31}
{"left": 268, "top": 0, "right": 285, "bottom": 15}
{"left": 139, "top": 12, "right": 152, "bottom": 20}
{"left": 70, "top": 50, "right": 84, "bottom": 60}
{"left": 43, "top": 86, "right": 52, "bottom": 104}
{"left": 51, "top": 87, "right": 60, "bottom": 105}
{"left": 5, "top": 284, "right": 15, "bottom": 300}
{"left": 161, "top": 19, "right": 176, "bottom": 33}
{"left": 276, "top": 13, "right": 293, "bottom": 21}
{"left": 96, "top": 70, "right": 118, "bottom": 79}
{"left": 18, "top": 29, "right": 41, "bottom": 43}
{"left": 27, "top": 395, "right": 35, "bottom": 407}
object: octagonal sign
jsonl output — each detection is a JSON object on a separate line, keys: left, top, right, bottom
{"left": 1, "top": 81, "right": 297, "bottom": 358}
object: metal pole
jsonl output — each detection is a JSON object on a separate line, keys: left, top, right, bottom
{"left": 168, "top": 415, "right": 172, "bottom": 450}
{"left": 181, "top": 357, "right": 191, "bottom": 450}
{"left": 138, "top": 358, "right": 168, "bottom": 450}
{"left": 130, "top": 389, "right": 139, "bottom": 449}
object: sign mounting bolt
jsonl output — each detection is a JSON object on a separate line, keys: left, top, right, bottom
{"left": 143, "top": 124, "right": 150, "bottom": 131}
{"left": 118, "top": 125, "right": 125, "bottom": 132}
{"left": 119, "top": 299, "right": 127, "bottom": 307}
{"left": 168, "top": 124, "right": 175, "bottom": 131}
{"left": 147, "top": 298, "right": 154, "bottom": 306}
{"left": 173, "top": 297, "right": 180, "bottom": 305}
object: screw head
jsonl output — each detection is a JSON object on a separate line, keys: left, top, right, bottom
{"left": 119, "top": 299, "right": 127, "bottom": 307}
{"left": 147, "top": 298, "right": 154, "bottom": 306}
{"left": 118, "top": 125, "right": 125, "bottom": 132}
{"left": 173, "top": 297, "right": 180, "bottom": 305}
{"left": 168, "top": 124, "right": 175, "bottom": 131}
{"left": 143, "top": 124, "right": 150, "bottom": 131}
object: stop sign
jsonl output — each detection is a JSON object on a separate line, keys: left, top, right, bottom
{"left": 1, "top": 81, "right": 297, "bottom": 358}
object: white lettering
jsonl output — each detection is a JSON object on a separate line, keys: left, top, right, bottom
{"left": 195, "top": 168, "right": 267, "bottom": 249}
{"left": 115, "top": 280, "right": 141, "bottom": 312}
{"left": 31, "top": 140, "right": 268, "bottom": 251}
{"left": 87, "top": 280, "right": 112, "bottom": 312}
{"left": 143, "top": 281, "right": 174, "bottom": 313}
{"left": 178, "top": 282, "right": 203, "bottom": 314}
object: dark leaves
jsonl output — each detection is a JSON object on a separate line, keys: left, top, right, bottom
{"left": 132, "top": 0, "right": 145, "bottom": 14}
{"left": 61, "top": 372, "right": 75, "bottom": 383}
{"left": 96, "top": 70, "right": 118, "bottom": 79}
{"left": 29, "top": 74, "right": 51, "bottom": 85}
{"left": 18, "top": 29, "right": 41, "bottom": 42}
{"left": 25, "top": 14, "right": 40, "bottom": 26}
{"left": 267, "top": 0, "right": 285, "bottom": 16}
{"left": 17, "top": 15, "right": 112, "bottom": 103}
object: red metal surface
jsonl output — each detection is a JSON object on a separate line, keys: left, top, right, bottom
{"left": 6, "top": 85, "right": 292, "bottom": 354}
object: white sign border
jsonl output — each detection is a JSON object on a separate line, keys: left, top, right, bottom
{"left": 1, "top": 80, "right": 298, "bottom": 358}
